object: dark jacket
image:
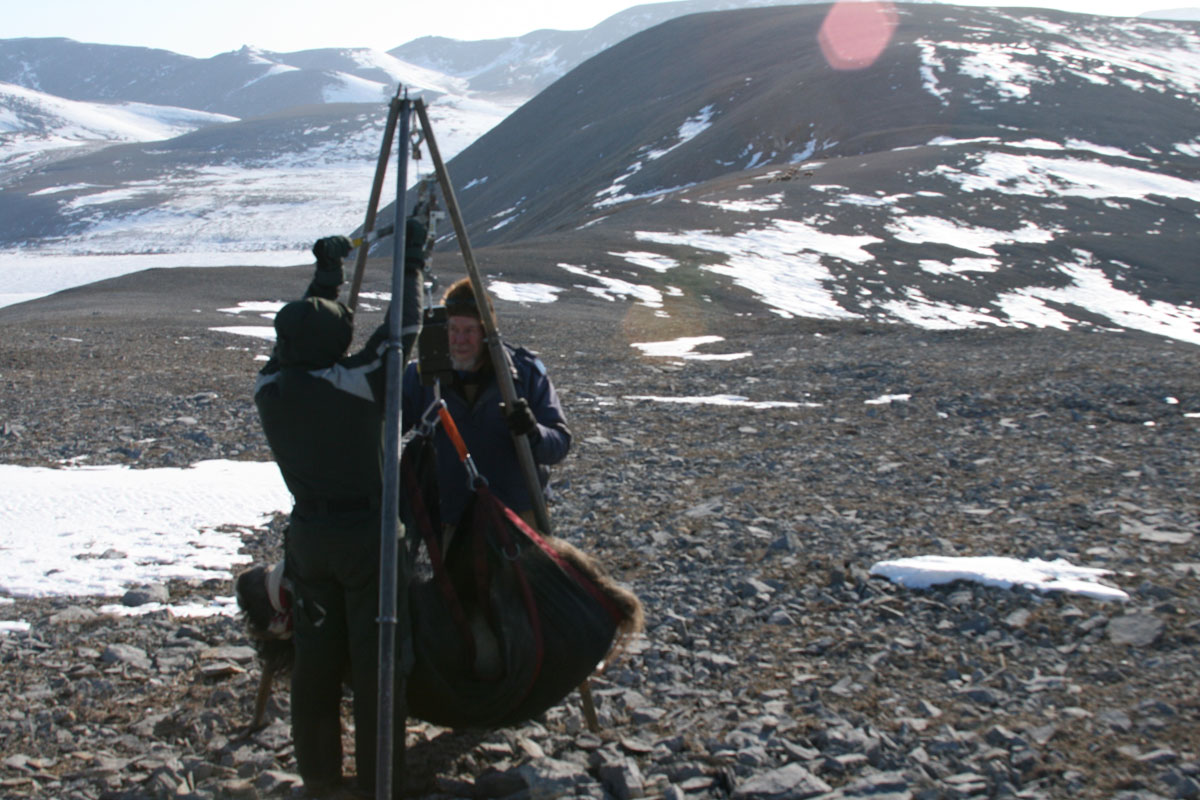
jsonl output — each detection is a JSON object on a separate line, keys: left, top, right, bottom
{"left": 405, "top": 215, "right": 428, "bottom": 272}
{"left": 254, "top": 279, "right": 389, "bottom": 519}
{"left": 401, "top": 345, "right": 571, "bottom": 527}
{"left": 253, "top": 274, "right": 400, "bottom": 794}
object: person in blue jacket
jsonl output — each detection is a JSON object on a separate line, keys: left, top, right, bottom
{"left": 402, "top": 277, "right": 571, "bottom": 531}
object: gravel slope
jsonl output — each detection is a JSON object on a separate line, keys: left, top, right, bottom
{"left": 1, "top": 266, "right": 1199, "bottom": 800}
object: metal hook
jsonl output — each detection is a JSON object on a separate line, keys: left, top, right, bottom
{"left": 418, "top": 393, "right": 444, "bottom": 438}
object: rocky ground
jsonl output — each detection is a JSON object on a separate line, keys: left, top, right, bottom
{"left": 1, "top": 271, "right": 1199, "bottom": 800}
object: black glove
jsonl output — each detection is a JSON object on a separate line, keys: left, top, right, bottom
{"left": 312, "top": 235, "right": 353, "bottom": 286}
{"left": 502, "top": 398, "right": 540, "bottom": 441}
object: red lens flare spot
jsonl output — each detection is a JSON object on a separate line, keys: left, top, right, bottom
{"left": 818, "top": 0, "right": 899, "bottom": 71}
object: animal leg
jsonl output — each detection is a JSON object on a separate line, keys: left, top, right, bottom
{"left": 252, "top": 667, "right": 274, "bottom": 730}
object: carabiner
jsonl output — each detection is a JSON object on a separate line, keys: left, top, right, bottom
{"left": 418, "top": 395, "right": 445, "bottom": 438}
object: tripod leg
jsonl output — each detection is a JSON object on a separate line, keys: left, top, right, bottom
{"left": 348, "top": 86, "right": 404, "bottom": 311}
{"left": 579, "top": 678, "right": 601, "bottom": 733}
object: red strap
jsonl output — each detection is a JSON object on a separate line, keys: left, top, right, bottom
{"left": 427, "top": 410, "right": 621, "bottom": 704}
{"left": 437, "top": 405, "right": 471, "bottom": 463}
{"left": 477, "top": 486, "right": 544, "bottom": 705}
{"left": 402, "top": 448, "right": 476, "bottom": 661}
{"left": 499, "top": 502, "right": 626, "bottom": 625}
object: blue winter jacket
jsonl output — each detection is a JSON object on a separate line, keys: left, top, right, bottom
{"left": 401, "top": 345, "right": 571, "bottom": 527}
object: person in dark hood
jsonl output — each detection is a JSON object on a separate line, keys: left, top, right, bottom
{"left": 254, "top": 235, "right": 398, "bottom": 798}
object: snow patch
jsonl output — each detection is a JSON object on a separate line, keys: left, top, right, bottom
{"left": 592, "top": 105, "right": 714, "bottom": 209}
{"left": 0, "top": 82, "right": 236, "bottom": 146}
{"left": 631, "top": 335, "right": 750, "bottom": 361}
{"left": 624, "top": 394, "right": 805, "bottom": 409}
{"left": 871, "top": 555, "right": 1128, "bottom": 601}
{"left": 646, "top": 104, "right": 716, "bottom": 161}
{"left": 699, "top": 194, "right": 785, "bottom": 213}
{"left": 0, "top": 460, "right": 292, "bottom": 600}
{"left": 887, "top": 217, "right": 1057, "bottom": 257}
{"left": 611, "top": 251, "right": 680, "bottom": 272}
{"left": 1006, "top": 252, "right": 1200, "bottom": 345}
{"left": 936, "top": 153, "right": 1200, "bottom": 201}
{"left": 865, "top": 393, "right": 911, "bottom": 405}
{"left": 637, "top": 219, "right": 879, "bottom": 320}
{"left": 878, "top": 287, "right": 1007, "bottom": 331}
{"left": 1176, "top": 138, "right": 1200, "bottom": 157}
{"left": 558, "top": 263, "right": 664, "bottom": 308}
{"left": 321, "top": 72, "right": 390, "bottom": 104}
{"left": 955, "top": 42, "right": 1049, "bottom": 99}
{"left": 919, "top": 258, "right": 999, "bottom": 275}
{"left": 218, "top": 301, "right": 286, "bottom": 318}
{"left": 489, "top": 281, "right": 563, "bottom": 303}
{"left": 211, "top": 326, "right": 277, "bottom": 341}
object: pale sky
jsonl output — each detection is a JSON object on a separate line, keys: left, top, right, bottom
{"left": 2, "top": 0, "right": 1189, "bottom": 58}
{"left": 5, "top": 0, "right": 653, "bottom": 57}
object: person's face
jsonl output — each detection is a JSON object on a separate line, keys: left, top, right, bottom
{"left": 448, "top": 315, "right": 485, "bottom": 371}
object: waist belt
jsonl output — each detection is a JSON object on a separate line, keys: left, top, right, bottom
{"left": 293, "top": 495, "right": 377, "bottom": 515}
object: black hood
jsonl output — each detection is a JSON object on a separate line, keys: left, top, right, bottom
{"left": 272, "top": 297, "right": 353, "bottom": 368}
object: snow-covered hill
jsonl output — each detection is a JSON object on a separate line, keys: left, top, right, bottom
{"left": 0, "top": 39, "right": 469, "bottom": 117}
{"left": 0, "top": 2, "right": 1197, "bottom": 349}
{"left": 398, "top": 4, "right": 1200, "bottom": 345}
{"left": 0, "top": 81, "right": 237, "bottom": 166}
{"left": 0, "top": 93, "right": 518, "bottom": 307}
{"left": 0, "top": 28, "right": 552, "bottom": 287}
{"left": 390, "top": 0, "right": 823, "bottom": 97}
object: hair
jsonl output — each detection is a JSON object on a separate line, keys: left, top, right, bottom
{"left": 442, "top": 277, "right": 493, "bottom": 319}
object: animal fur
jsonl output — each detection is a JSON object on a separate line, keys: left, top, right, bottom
{"left": 232, "top": 534, "right": 644, "bottom": 730}
{"left": 538, "top": 532, "right": 645, "bottom": 666}
{"left": 233, "top": 564, "right": 294, "bottom": 730}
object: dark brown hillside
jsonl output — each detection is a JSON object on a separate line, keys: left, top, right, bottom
{"left": 418, "top": 4, "right": 1199, "bottom": 253}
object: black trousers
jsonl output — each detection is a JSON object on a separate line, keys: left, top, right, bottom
{"left": 286, "top": 512, "right": 403, "bottom": 795}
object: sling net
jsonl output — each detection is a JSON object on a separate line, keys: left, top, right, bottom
{"left": 400, "top": 415, "right": 643, "bottom": 729}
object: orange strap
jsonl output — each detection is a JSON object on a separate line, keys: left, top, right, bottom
{"left": 437, "top": 405, "right": 471, "bottom": 463}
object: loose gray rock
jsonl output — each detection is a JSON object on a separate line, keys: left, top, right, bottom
{"left": 1108, "top": 614, "right": 1166, "bottom": 647}
{"left": 514, "top": 757, "right": 596, "bottom": 797}
{"left": 100, "top": 643, "right": 151, "bottom": 670}
{"left": 2, "top": 291, "right": 1199, "bottom": 800}
{"left": 598, "top": 758, "right": 645, "bottom": 800}
{"left": 732, "top": 763, "right": 832, "bottom": 799}
{"left": 47, "top": 605, "right": 99, "bottom": 624}
{"left": 121, "top": 584, "right": 170, "bottom": 606}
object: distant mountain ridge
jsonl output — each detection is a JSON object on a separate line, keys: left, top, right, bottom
{"left": 391, "top": 0, "right": 822, "bottom": 97}
{"left": 0, "top": 1, "right": 1198, "bottom": 347}
{"left": 429, "top": 4, "right": 1199, "bottom": 246}
{"left": 0, "top": 1, "right": 822, "bottom": 115}
{"left": 0, "top": 0, "right": 835, "bottom": 262}
{"left": 394, "top": 3, "right": 1199, "bottom": 342}
{"left": 0, "top": 39, "right": 440, "bottom": 118}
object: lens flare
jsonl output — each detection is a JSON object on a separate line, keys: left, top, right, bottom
{"left": 818, "top": 0, "right": 899, "bottom": 71}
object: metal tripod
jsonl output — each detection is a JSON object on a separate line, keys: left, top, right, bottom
{"left": 358, "top": 84, "right": 602, "bottom": 800}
